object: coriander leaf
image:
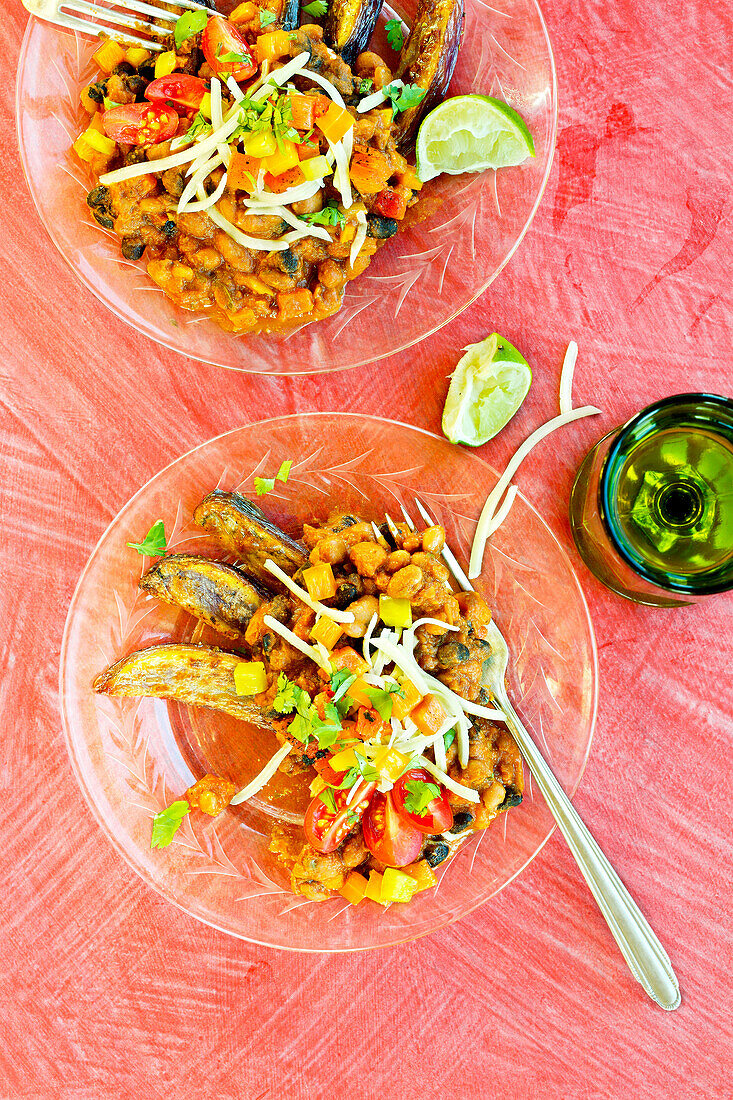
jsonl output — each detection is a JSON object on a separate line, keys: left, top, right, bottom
{"left": 276, "top": 459, "right": 292, "bottom": 483}
{"left": 336, "top": 766, "right": 359, "bottom": 789}
{"left": 127, "top": 519, "right": 166, "bottom": 557}
{"left": 320, "top": 786, "right": 337, "bottom": 812}
{"left": 186, "top": 110, "right": 211, "bottom": 140}
{"left": 303, "top": 202, "right": 345, "bottom": 228}
{"left": 384, "top": 18, "right": 404, "bottom": 51}
{"left": 443, "top": 729, "right": 456, "bottom": 750}
{"left": 260, "top": 9, "right": 278, "bottom": 26}
{"left": 357, "top": 77, "right": 373, "bottom": 95}
{"left": 174, "top": 8, "right": 208, "bottom": 48}
{"left": 403, "top": 779, "right": 440, "bottom": 818}
{"left": 384, "top": 81, "right": 426, "bottom": 115}
{"left": 362, "top": 685, "right": 396, "bottom": 721}
{"left": 151, "top": 800, "right": 189, "bottom": 848}
{"left": 302, "top": 0, "right": 328, "bottom": 16}
{"left": 324, "top": 701, "right": 342, "bottom": 728}
{"left": 273, "top": 673, "right": 301, "bottom": 714}
{"left": 354, "top": 752, "right": 380, "bottom": 783}
{"left": 288, "top": 712, "right": 312, "bottom": 743}
{"left": 330, "top": 670, "right": 356, "bottom": 701}
{"left": 254, "top": 458, "right": 293, "bottom": 496}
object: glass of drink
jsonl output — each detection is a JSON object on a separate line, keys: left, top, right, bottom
{"left": 569, "top": 393, "right": 733, "bottom": 606}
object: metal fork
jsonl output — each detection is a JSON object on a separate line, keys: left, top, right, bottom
{"left": 388, "top": 499, "right": 681, "bottom": 1011}
{"left": 22, "top": 0, "right": 211, "bottom": 50}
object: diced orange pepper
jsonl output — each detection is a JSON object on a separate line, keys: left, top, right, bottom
{"left": 330, "top": 647, "right": 369, "bottom": 675}
{"left": 254, "top": 29, "right": 291, "bottom": 63}
{"left": 263, "top": 138, "right": 300, "bottom": 177}
{"left": 316, "top": 101, "right": 354, "bottom": 144}
{"left": 404, "top": 860, "right": 438, "bottom": 892}
{"left": 349, "top": 143, "right": 391, "bottom": 195}
{"left": 289, "top": 92, "right": 318, "bottom": 131}
{"left": 411, "top": 693, "right": 449, "bottom": 737}
{"left": 297, "top": 141, "right": 322, "bottom": 161}
{"left": 229, "top": 1, "right": 258, "bottom": 23}
{"left": 339, "top": 871, "right": 369, "bottom": 905}
{"left": 277, "top": 287, "right": 314, "bottom": 321}
{"left": 311, "top": 616, "right": 343, "bottom": 651}
{"left": 264, "top": 166, "right": 305, "bottom": 193}
{"left": 391, "top": 676, "right": 423, "bottom": 721}
{"left": 355, "top": 706, "right": 390, "bottom": 742}
{"left": 344, "top": 677, "right": 373, "bottom": 709}
{"left": 365, "top": 870, "right": 386, "bottom": 904}
{"left": 228, "top": 151, "right": 262, "bottom": 191}
{"left": 340, "top": 224, "right": 356, "bottom": 244}
{"left": 396, "top": 165, "right": 423, "bottom": 191}
{"left": 302, "top": 563, "right": 337, "bottom": 601}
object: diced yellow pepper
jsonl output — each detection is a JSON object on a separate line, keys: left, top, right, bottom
{"left": 199, "top": 91, "right": 212, "bottom": 120}
{"left": 316, "top": 101, "right": 354, "bottom": 144}
{"left": 125, "top": 46, "right": 151, "bottom": 68}
{"left": 264, "top": 139, "right": 300, "bottom": 178}
{"left": 254, "top": 30, "right": 291, "bottom": 64}
{"left": 339, "top": 871, "right": 369, "bottom": 905}
{"left": 373, "top": 745, "right": 411, "bottom": 783}
{"left": 309, "top": 775, "right": 327, "bottom": 797}
{"left": 155, "top": 50, "right": 178, "bottom": 79}
{"left": 299, "top": 155, "right": 332, "bottom": 182}
{"left": 404, "top": 859, "right": 438, "bottom": 893}
{"left": 329, "top": 746, "right": 357, "bottom": 772}
{"left": 80, "top": 84, "right": 99, "bottom": 113}
{"left": 311, "top": 615, "right": 343, "bottom": 651}
{"left": 396, "top": 165, "right": 423, "bottom": 191}
{"left": 381, "top": 867, "right": 419, "bottom": 903}
{"left": 391, "top": 674, "right": 422, "bottom": 721}
{"left": 340, "top": 224, "right": 356, "bottom": 244}
{"left": 379, "top": 595, "right": 412, "bottom": 629}
{"left": 93, "top": 38, "right": 127, "bottom": 74}
{"left": 88, "top": 112, "right": 107, "bottom": 135}
{"left": 302, "top": 563, "right": 337, "bottom": 601}
{"left": 233, "top": 661, "right": 267, "bottom": 696}
{"left": 80, "top": 126, "right": 117, "bottom": 157}
{"left": 244, "top": 129, "right": 278, "bottom": 158}
{"left": 365, "top": 870, "right": 386, "bottom": 904}
{"left": 72, "top": 135, "right": 95, "bottom": 163}
{"left": 230, "top": 1, "right": 258, "bottom": 23}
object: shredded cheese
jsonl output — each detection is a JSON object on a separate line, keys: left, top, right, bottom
{"left": 363, "top": 611, "right": 378, "bottom": 664}
{"left": 100, "top": 110, "right": 242, "bottom": 185}
{"left": 178, "top": 153, "right": 223, "bottom": 211}
{"left": 329, "top": 137, "right": 354, "bottom": 209}
{"left": 349, "top": 209, "right": 368, "bottom": 266}
{"left": 263, "top": 559, "right": 355, "bottom": 624}
{"left": 248, "top": 178, "right": 323, "bottom": 208}
{"left": 230, "top": 742, "right": 293, "bottom": 805}
{"left": 559, "top": 340, "right": 578, "bottom": 415}
{"left": 417, "top": 756, "right": 480, "bottom": 803}
{"left": 357, "top": 79, "right": 404, "bottom": 114}
{"left": 433, "top": 730, "right": 447, "bottom": 773}
{"left": 485, "top": 484, "right": 519, "bottom": 539}
{"left": 181, "top": 172, "right": 228, "bottom": 213}
{"left": 298, "top": 66, "right": 347, "bottom": 109}
{"left": 262, "top": 614, "right": 331, "bottom": 671}
{"left": 251, "top": 53, "right": 311, "bottom": 101}
{"left": 206, "top": 202, "right": 290, "bottom": 252}
{"left": 469, "top": 405, "right": 602, "bottom": 578}
{"left": 210, "top": 77, "right": 231, "bottom": 169}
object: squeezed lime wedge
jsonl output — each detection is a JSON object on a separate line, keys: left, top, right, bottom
{"left": 442, "top": 333, "right": 532, "bottom": 446}
{"left": 416, "top": 94, "right": 535, "bottom": 183}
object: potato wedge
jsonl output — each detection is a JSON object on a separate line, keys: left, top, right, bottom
{"left": 93, "top": 643, "right": 274, "bottom": 725}
{"left": 193, "top": 491, "right": 307, "bottom": 592}
{"left": 139, "top": 554, "right": 261, "bottom": 640}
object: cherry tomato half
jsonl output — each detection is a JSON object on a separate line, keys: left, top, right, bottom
{"left": 145, "top": 74, "right": 209, "bottom": 112}
{"left": 102, "top": 102, "right": 179, "bottom": 145}
{"left": 202, "top": 16, "right": 257, "bottom": 81}
{"left": 304, "top": 778, "right": 377, "bottom": 854}
{"left": 392, "top": 768, "right": 453, "bottom": 834}
{"left": 363, "top": 791, "right": 423, "bottom": 867}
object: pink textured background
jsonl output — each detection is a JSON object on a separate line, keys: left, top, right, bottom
{"left": 2, "top": 0, "right": 732, "bottom": 1096}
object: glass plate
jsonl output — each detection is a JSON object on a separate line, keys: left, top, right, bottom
{"left": 60, "top": 415, "right": 597, "bottom": 951}
{"left": 17, "top": 2, "right": 557, "bottom": 374}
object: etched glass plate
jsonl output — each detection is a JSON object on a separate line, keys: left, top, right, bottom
{"left": 17, "top": 2, "right": 556, "bottom": 374}
{"left": 60, "top": 415, "right": 597, "bottom": 950}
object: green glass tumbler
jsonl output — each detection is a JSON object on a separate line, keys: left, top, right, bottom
{"left": 569, "top": 393, "right": 733, "bottom": 606}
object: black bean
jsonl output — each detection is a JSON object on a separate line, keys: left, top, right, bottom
{"left": 449, "top": 812, "right": 474, "bottom": 833}
{"left": 86, "top": 186, "right": 114, "bottom": 230}
{"left": 500, "top": 790, "right": 523, "bottom": 810}
{"left": 261, "top": 632, "right": 274, "bottom": 655}
{"left": 424, "top": 842, "right": 450, "bottom": 867}
{"left": 279, "top": 248, "right": 299, "bottom": 274}
{"left": 436, "top": 641, "right": 471, "bottom": 668}
{"left": 334, "top": 580, "right": 361, "bottom": 608}
{"left": 113, "top": 61, "right": 135, "bottom": 75}
{"left": 367, "top": 213, "right": 398, "bottom": 239}
{"left": 332, "top": 515, "right": 359, "bottom": 531}
{"left": 121, "top": 238, "right": 146, "bottom": 261}
{"left": 161, "top": 220, "right": 178, "bottom": 239}
{"left": 87, "top": 81, "right": 106, "bottom": 103}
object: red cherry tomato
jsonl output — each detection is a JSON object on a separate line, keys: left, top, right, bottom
{"left": 391, "top": 768, "right": 454, "bottom": 834}
{"left": 202, "top": 16, "right": 257, "bottom": 81}
{"left": 145, "top": 75, "right": 209, "bottom": 112}
{"left": 304, "top": 779, "right": 376, "bottom": 854}
{"left": 363, "top": 791, "right": 423, "bottom": 867}
{"left": 102, "top": 102, "right": 179, "bottom": 145}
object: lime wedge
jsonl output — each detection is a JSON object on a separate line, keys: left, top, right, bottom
{"left": 442, "top": 334, "right": 532, "bottom": 447}
{"left": 416, "top": 95, "right": 535, "bottom": 183}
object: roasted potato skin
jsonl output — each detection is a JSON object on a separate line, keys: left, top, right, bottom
{"left": 139, "top": 554, "right": 262, "bottom": 640}
{"left": 394, "top": 0, "right": 465, "bottom": 149}
{"left": 193, "top": 491, "right": 307, "bottom": 592}
{"left": 93, "top": 643, "right": 274, "bottom": 726}
{"left": 324, "top": 0, "right": 385, "bottom": 67}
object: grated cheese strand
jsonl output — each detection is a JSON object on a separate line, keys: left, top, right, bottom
{"left": 559, "top": 340, "right": 578, "bottom": 415}
{"left": 230, "top": 742, "right": 292, "bottom": 805}
{"left": 468, "top": 405, "right": 602, "bottom": 578}
{"left": 262, "top": 614, "right": 331, "bottom": 671}
{"left": 100, "top": 110, "right": 242, "bottom": 185}
{"left": 349, "top": 209, "right": 368, "bottom": 266}
{"left": 263, "top": 559, "right": 355, "bottom": 624}
{"left": 206, "top": 203, "right": 290, "bottom": 252}
{"left": 356, "top": 79, "right": 404, "bottom": 114}
{"left": 181, "top": 172, "right": 228, "bottom": 212}
{"left": 251, "top": 53, "right": 311, "bottom": 101}
{"left": 485, "top": 484, "right": 519, "bottom": 539}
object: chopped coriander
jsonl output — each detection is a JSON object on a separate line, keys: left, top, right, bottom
{"left": 384, "top": 18, "right": 404, "bottom": 51}
{"left": 402, "top": 779, "right": 440, "bottom": 818}
{"left": 330, "top": 669, "right": 357, "bottom": 702}
{"left": 303, "top": 202, "right": 346, "bottom": 228}
{"left": 302, "top": 0, "right": 328, "bottom": 16}
{"left": 273, "top": 674, "right": 342, "bottom": 748}
{"left": 336, "top": 766, "right": 358, "bottom": 789}
{"left": 218, "top": 48, "right": 248, "bottom": 64}
{"left": 151, "top": 800, "right": 189, "bottom": 848}
{"left": 260, "top": 9, "right": 278, "bottom": 26}
{"left": 384, "top": 82, "right": 426, "bottom": 114}
{"left": 127, "top": 519, "right": 166, "bottom": 557}
{"left": 272, "top": 672, "right": 302, "bottom": 714}
{"left": 356, "top": 77, "right": 374, "bottom": 95}
{"left": 443, "top": 729, "right": 456, "bottom": 750}
{"left": 174, "top": 8, "right": 208, "bottom": 49}
{"left": 254, "top": 458, "right": 293, "bottom": 496}
{"left": 186, "top": 110, "right": 212, "bottom": 140}
{"left": 362, "top": 684, "right": 401, "bottom": 721}
{"left": 320, "top": 786, "right": 337, "bottom": 812}
{"left": 354, "top": 752, "right": 380, "bottom": 783}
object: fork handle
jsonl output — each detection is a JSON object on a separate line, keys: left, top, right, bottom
{"left": 496, "top": 689, "right": 681, "bottom": 1010}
